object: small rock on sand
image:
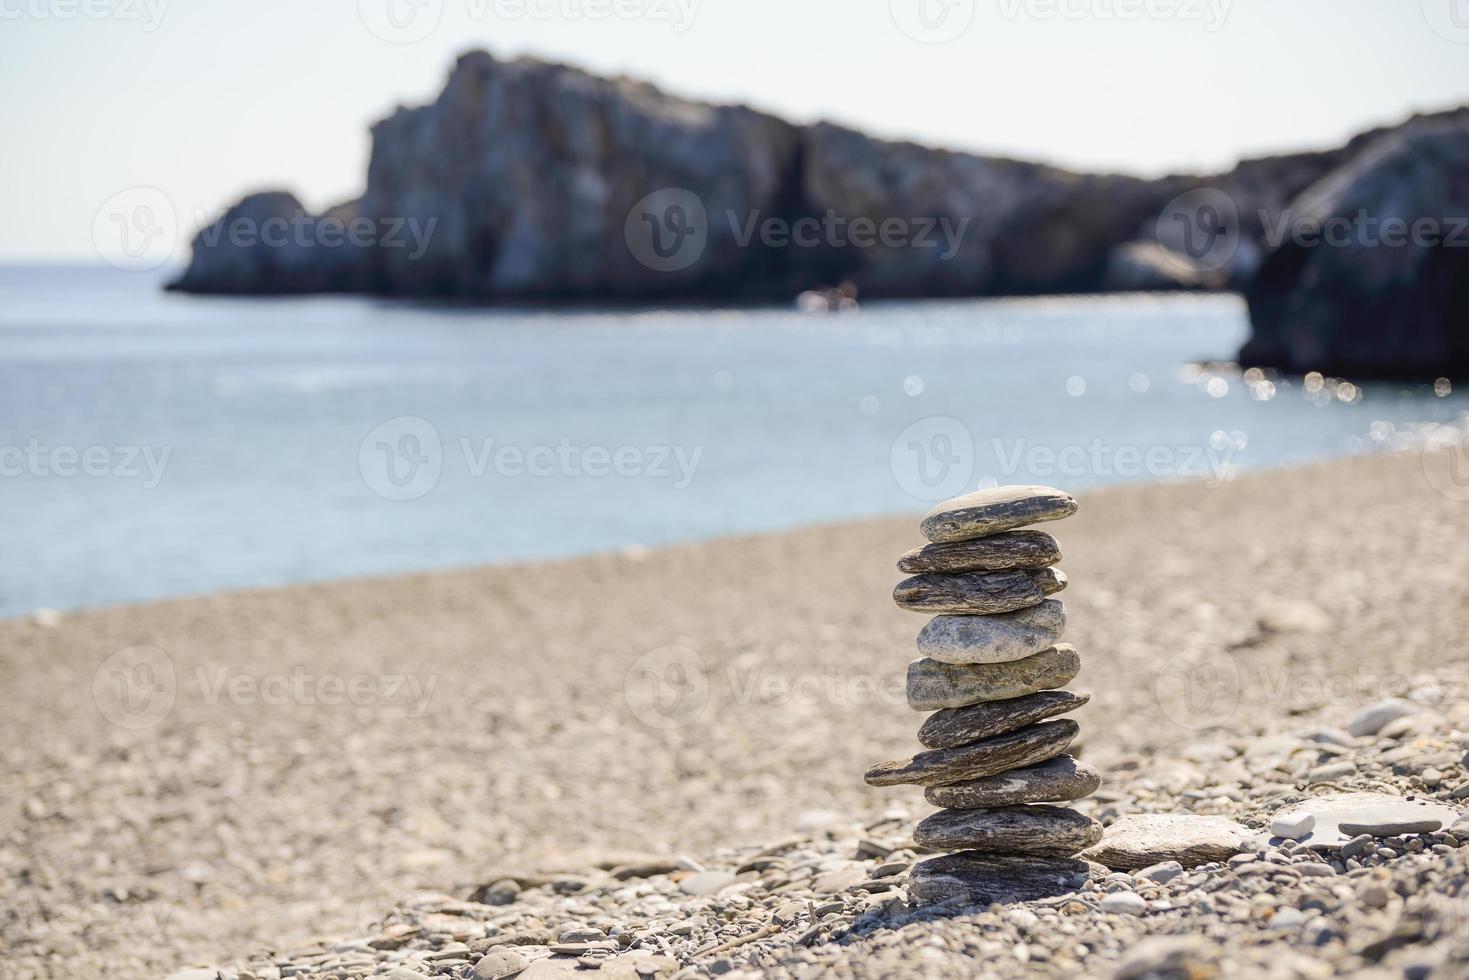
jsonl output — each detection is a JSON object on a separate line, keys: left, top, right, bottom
{"left": 1099, "top": 891, "right": 1147, "bottom": 916}
{"left": 1080, "top": 814, "right": 1258, "bottom": 869}
{"left": 472, "top": 950, "right": 529, "bottom": 980}
{"left": 1269, "top": 792, "right": 1462, "bottom": 847}
{"left": 1270, "top": 812, "right": 1316, "bottom": 841}
{"left": 679, "top": 871, "right": 738, "bottom": 896}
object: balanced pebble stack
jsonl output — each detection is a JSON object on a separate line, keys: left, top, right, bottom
{"left": 866, "top": 485, "right": 1103, "bottom": 903}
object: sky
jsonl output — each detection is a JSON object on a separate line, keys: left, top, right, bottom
{"left": 2, "top": 0, "right": 1467, "bottom": 260}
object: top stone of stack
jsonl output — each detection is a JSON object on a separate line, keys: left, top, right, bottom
{"left": 919, "top": 485, "right": 1079, "bottom": 543}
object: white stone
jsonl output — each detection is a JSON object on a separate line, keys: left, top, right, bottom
{"left": 1100, "top": 891, "right": 1147, "bottom": 916}
{"left": 1270, "top": 812, "right": 1316, "bottom": 841}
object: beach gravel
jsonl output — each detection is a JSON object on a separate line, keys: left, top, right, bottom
{"left": 8, "top": 452, "right": 1469, "bottom": 978}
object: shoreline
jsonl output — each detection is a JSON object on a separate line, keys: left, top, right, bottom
{"left": 4, "top": 435, "right": 1444, "bottom": 626}
{"left": 6, "top": 449, "right": 1469, "bottom": 977}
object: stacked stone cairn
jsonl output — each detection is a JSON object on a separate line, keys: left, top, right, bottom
{"left": 866, "top": 485, "right": 1104, "bottom": 904}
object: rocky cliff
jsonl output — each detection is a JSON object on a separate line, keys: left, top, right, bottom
{"left": 1241, "top": 117, "right": 1469, "bottom": 379}
{"left": 171, "top": 51, "right": 1468, "bottom": 379}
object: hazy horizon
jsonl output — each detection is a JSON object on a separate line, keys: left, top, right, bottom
{"left": 3, "top": 0, "right": 1467, "bottom": 261}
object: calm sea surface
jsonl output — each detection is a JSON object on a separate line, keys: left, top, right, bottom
{"left": 1, "top": 265, "right": 1463, "bottom": 618}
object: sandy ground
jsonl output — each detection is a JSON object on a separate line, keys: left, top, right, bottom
{"left": 5, "top": 449, "right": 1469, "bottom": 978}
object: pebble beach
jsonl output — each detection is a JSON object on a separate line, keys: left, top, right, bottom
{"left": 7, "top": 448, "right": 1469, "bottom": 979}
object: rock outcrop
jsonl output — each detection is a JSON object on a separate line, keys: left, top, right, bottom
{"left": 171, "top": 48, "right": 1469, "bottom": 370}
{"left": 358, "top": 52, "right": 804, "bottom": 300}
{"left": 170, "top": 192, "right": 371, "bottom": 295}
{"left": 1241, "top": 120, "right": 1469, "bottom": 379}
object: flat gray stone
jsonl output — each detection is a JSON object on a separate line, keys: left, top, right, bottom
{"left": 917, "top": 600, "right": 1067, "bottom": 664}
{"left": 907, "top": 852, "right": 1095, "bottom": 906}
{"left": 1080, "top": 814, "right": 1259, "bottom": 870}
{"left": 918, "top": 690, "right": 1091, "bottom": 749}
{"left": 907, "top": 645, "right": 1081, "bottom": 711}
{"left": 865, "top": 719, "right": 1078, "bottom": 788}
{"left": 920, "top": 485, "right": 1079, "bottom": 543}
{"left": 925, "top": 755, "right": 1101, "bottom": 808}
{"left": 894, "top": 567, "right": 1066, "bottom": 616}
{"left": 897, "top": 529, "right": 1062, "bottom": 574}
{"left": 914, "top": 804, "right": 1102, "bottom": 856}
{"left": 1346, "top": 699, "right": 1416, "bottom": 737}
{"left": 1268, "top": 792, "right": 1461, "bottom": 847}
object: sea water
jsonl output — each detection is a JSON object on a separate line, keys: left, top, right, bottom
{"left": 1, "top": 264, "right": 1463, "bottom": 617}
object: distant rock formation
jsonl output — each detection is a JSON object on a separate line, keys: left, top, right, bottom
{"left": 1241, "top": 119, "right": 1469, "bottom": 379}
{"left": 171, "top": 51, "right": 1467, "bottom": 380}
